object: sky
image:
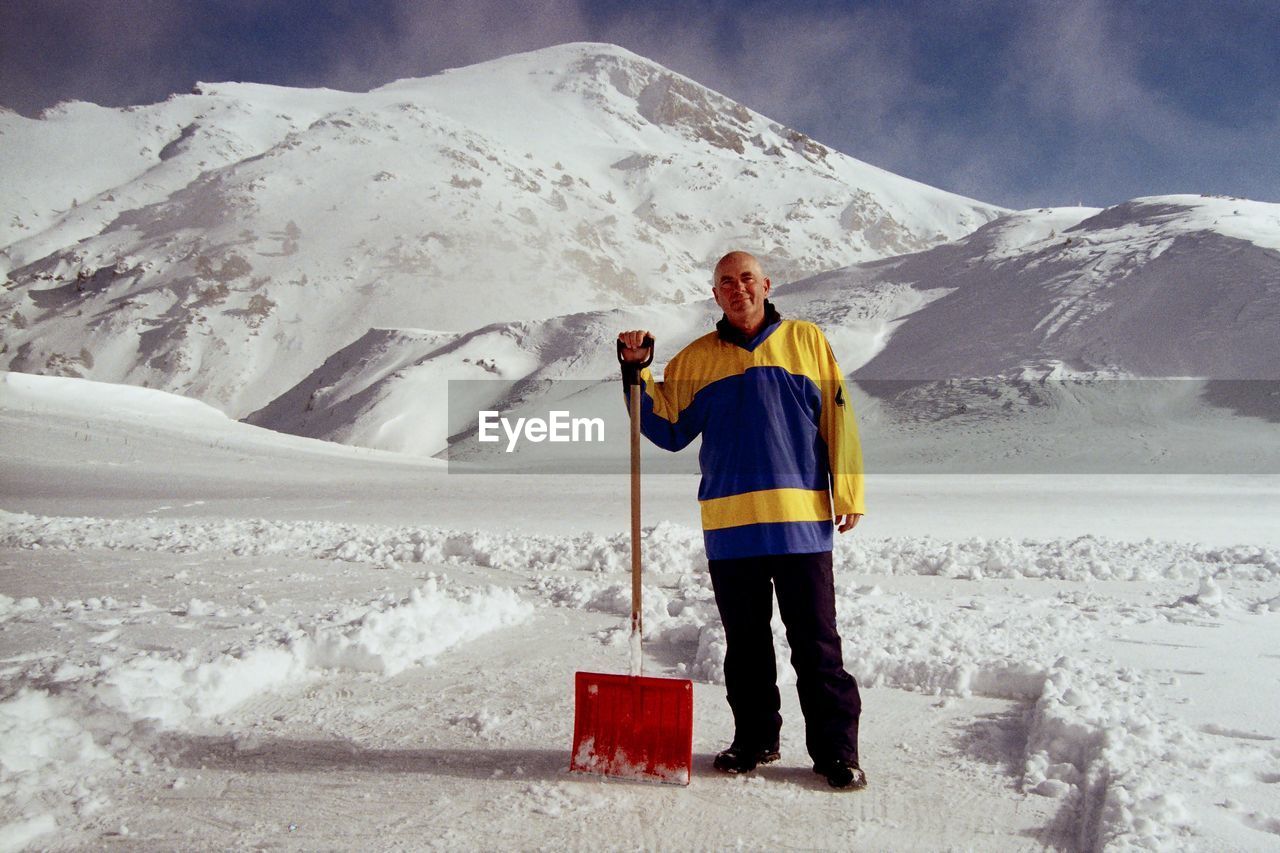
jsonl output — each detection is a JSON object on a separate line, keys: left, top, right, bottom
{"left": 2, "top": 0, "right": 1277, "bottom": 210}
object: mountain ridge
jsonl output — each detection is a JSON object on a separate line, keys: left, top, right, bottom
{"left": 1, "top": 42, "right": 1000, "bottom": 418}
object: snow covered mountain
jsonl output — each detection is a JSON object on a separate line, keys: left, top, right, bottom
{"left": 0, "top": 42, "right": 999, "bottom": 418}
{"left": 798, "top": 193, "right": 1280, "bottom": 469}
{"left": 248, "top": 194, "right": 1280, "bottom": 473}
{"left": 837, "top": 194, "right": 1280, "bottom": 381}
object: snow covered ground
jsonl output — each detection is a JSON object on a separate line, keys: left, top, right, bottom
{"left": 3, "top": 374, "right": 1280, "bottom": 851}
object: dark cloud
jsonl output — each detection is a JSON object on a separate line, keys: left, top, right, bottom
{"left": 0, "top": 0, "right": 192, "bottom": 113}
{"left": 979, "top": 0, "right": 1280, "bottom": 206}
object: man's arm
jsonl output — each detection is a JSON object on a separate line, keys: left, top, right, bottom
{"left": 617, "top": 330, "right": 703, "bottom": 452}
{"left": 814, "top": 331, "right": 866, "bottom": 532}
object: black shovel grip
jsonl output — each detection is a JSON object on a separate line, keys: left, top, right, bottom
{"left": 617, "top": 335, "right": 654, "bottom": 388}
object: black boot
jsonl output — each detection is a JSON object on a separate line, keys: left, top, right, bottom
{"left": 813, "top": 759, "right": 867, "bottom": 790}
{"left": 712, "top": 742, "right": 781, "bottom": 774}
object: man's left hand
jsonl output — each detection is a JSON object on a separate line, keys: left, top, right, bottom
{"left": 836, "top": 514, "right": 862, "bottom": 533}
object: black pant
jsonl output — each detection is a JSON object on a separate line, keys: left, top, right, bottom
{"left": 708, "top": 551, "right": 861, "bottom": 765}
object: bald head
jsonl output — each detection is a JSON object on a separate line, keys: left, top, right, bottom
{"left": 713, "top": 251, "right": 764, "bottom": 283}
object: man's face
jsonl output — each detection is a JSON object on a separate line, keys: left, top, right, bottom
{"left": 713, "top": 253, "right": 771, "bottom": 333}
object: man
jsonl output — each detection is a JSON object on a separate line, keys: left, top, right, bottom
{"left": 618, "top": 250, "right": 867, "bottom": 790}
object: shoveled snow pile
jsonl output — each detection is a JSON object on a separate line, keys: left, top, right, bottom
{"left": 0, "top": 569, "right": 530, "bottom": 850}
{"left": 90, "top": 578, "right": 531, "bottom": 727}
{"left": 4, "top": 509, "right": 1280, "bottom": 848}
{"left": 4, "top": 511, "right": 1275, "bottom": 581}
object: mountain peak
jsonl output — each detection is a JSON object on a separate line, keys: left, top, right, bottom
{"left": 506, "top": 41, "right": 652, "bottom": 64}
{"left": 375, "top": 41, "right": 659, "bottom": 93}
{"left": 447, "top": 41, "right": 660, "bottom": 75}
{"left": 376, "top": 40, "right": 753, "bottom": 151}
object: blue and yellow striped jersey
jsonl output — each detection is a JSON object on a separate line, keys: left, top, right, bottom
{"left": 631, "top": 312, "right": 865, "bottom": 560}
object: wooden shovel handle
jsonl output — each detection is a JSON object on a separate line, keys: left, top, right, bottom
{"left": 629, "top": 382, "right": 642, "bottom": 646}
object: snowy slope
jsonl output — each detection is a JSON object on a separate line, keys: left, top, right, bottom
{"left": 243, "top": 194, "right": 1280, "bottom": 477}
{"left": 0, "top": 42, "right": 1000, "bottom": 418}
{"left": 245, "top": 302, "right": 714, "bottom": 459}
{"left": 244, "top": 281, "right": 935, "bottom": 463}
{"left": 0, "top": 370, "right": 444, "bottom": 483}
{"left": 778, "top": 194, "right": 1280, "bottom": 470}
{"left": 840, "top": 195, "right": 1280, "bottom": 380}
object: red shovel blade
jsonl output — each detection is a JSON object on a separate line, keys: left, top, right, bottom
{"left": 570, "top": 671, "right": 693, "bottom": 785}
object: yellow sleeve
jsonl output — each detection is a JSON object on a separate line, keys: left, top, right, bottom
{"left": 816, "top": 332, "right": 866, "bottom": 515}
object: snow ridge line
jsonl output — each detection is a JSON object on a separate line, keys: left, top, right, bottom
{"left": 2, "top": 510, "right": 1276, "bottom": 581}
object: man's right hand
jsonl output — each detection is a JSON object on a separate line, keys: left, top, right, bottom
{"left": 618, "top": 330, "right": 654, "bottom": 363}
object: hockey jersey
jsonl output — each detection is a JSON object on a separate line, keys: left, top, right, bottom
{"left": 630, "top": 306, "right": 865, "bottom": 560}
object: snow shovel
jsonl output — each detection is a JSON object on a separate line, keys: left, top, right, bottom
{"left": 569, "top": 339, "right": 693, "bottom": 784}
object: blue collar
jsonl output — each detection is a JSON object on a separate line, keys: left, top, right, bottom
{"left": 716, "top": 300, "right": 782, "bottom": 351}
